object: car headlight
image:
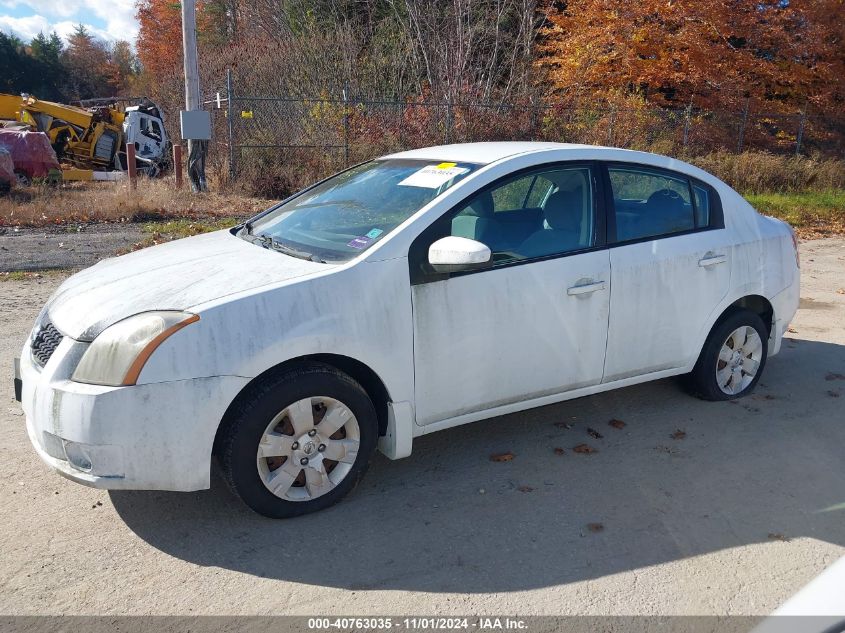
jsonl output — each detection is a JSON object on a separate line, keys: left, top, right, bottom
{"left": 72, "top": 311, "right": 199, "bottom": 386}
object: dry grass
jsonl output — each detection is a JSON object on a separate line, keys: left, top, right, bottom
{"left": 689, "top": 152, "right": 845, "bottom": 194}
{"left": 0, "top": 178, "right": 275, "bottom": 227}
{"left": 124, "top": 218, "right": 242, "bottom": 252}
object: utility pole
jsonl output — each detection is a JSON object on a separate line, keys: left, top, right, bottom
{"left": 181, "top": 0, "right": 208, "bottom": 191}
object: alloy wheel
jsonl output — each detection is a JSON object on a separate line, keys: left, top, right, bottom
{"left": 715, "top": 326, "right": 764, "bottom": 395}
{"left": 256, "top": 396, "right": 360, "bottom": 501}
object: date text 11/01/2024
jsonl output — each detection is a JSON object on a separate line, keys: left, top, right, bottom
{"left": 307, "top": 617, "right": 528, "bottom": 630}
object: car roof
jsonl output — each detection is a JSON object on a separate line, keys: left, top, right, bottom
{"left": 383, "top": 141, "right": 662, "bottom": 166}
{"left": 382, "top": 142, "right": 724, "bottom": 190}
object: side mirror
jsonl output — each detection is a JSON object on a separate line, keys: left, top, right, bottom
{"left": 428, "top": 236, "right": 492, "bottom": 273}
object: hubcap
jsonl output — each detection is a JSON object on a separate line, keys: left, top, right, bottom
{"left": 256, "top": 396, "right": 360, "bottom": 502}
{"left": 715, "top": 326, "right": 763, "bottom": 395}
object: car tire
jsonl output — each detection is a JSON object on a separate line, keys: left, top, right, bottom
{"left": 14, "top": 170, "right": 31, "bottom": 187}
{"left": 687, "top": 309, "right": 769, "bottom": 401}
{"left": 217, "top": 362, "right": 378, "bottom": 518}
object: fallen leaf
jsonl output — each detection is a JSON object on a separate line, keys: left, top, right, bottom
{"left": 836, "top": 288, "right": 845, "bottom": 295}
{"left": 670, "top": 429, "right": 687, "bottom": 440}
{"left": 573, "top": 443, "right": 597, "bottom": 454}
{"left": 654, "top": 444, "right": 678, "bottom": 454}
{"left": 767, "top": 532, "right": 790, "bottom": 542}
{"left": 553, "top": 447, "right": 565, "bottom": 455}
{"left": 608, "top": 418, "right": 626, "bottom": 429}
{"left": 787, "top": 327, "right": 798, "bottom": 334}
{"left": 587, "top": 523, "right": 604, "bottom": 532}
{"left": 554, "top": 422, "right": 573, "bottom": 430}
{"left": 490, "top": 452, "right": 514, "bottom": 462}
{"left": 587, "top": 427, "right": 604, "bottom": 439}
{"left": 825, "top": 373, "right": 845, "bottom": 381}
{"left": 517, "top": 485, "right": 534, "bottom": 493}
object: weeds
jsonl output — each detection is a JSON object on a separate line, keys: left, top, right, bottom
{"left": 0, "top": 178, "right": 273, "bottom": 227}
{"left": 745, "top": 190, "right": 845, "bottom": 237}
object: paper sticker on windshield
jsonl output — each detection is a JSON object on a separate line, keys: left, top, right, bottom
{"left": 399, "top": 164, "right": 468, "bottom": 188}
{"left": 366, "top": 228, "right": 383, "bottom": 239}
{"left": 347, "top": 236, "right": 372, "bottom": 249}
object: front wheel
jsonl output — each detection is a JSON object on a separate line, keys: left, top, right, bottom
{"left": 217, "top": 363, "right": 378, "bottom": 518}
{"left": 687, "top": 309, "right": 768, "bottom": 401}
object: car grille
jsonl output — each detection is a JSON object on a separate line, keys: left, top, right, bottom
{"left": 31, "top": 321, "right": 63, "bottom": 368}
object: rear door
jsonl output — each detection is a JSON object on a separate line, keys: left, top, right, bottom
{"left": 602, "top": 163, "right": 731, "bottom": 382}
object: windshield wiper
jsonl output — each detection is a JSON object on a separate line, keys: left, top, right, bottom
{"left": 264, "top": 235, "right": 327, "bottom": 263}
{"left": 239, "top": 230, "right": 327, "bottom": 263}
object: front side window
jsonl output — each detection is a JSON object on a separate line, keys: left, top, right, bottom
{"left": 244, "top": 159, "right": 478, "bottom": 262}
{"left": 451, "top": 166, "right": 594, "bottom": 264}
{"left": 609, "top": 167, "right": 695, "bottom": 242}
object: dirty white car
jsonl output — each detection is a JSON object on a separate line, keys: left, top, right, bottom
{"left": 16, "top": 142, "right": 800, "bottom": 517}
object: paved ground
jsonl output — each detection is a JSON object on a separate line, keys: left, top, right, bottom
{"left": 0, "top": 224, "right": 142, "bottom": 271}
{"left": 0, "top": 239, "right": 844, "bottom": 616}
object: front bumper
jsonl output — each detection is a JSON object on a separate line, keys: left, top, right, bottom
{"left": 19, "top": 335, "right": 250, "bottom": 491}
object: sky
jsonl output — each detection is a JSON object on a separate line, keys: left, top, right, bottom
{"left": 0, "top": 0, "right": 138, "bottom": 45}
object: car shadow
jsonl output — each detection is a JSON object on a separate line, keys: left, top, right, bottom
{"left": 110, "top": 338, "right": 845, "bottom": 593}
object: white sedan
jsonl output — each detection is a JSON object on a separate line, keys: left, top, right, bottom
{"left": 16, "top": 142, "right": 800, "bottom": 517}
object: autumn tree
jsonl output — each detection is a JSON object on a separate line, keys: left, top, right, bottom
{"left": 538, "top": 0, "right": 845, "bottom": 114}
{"left": 136, "top": 0, "right": 185, "bottom": 77}
{"left": 108, "top": 40, "right": 139, "bottom": 94}
{"left": 61, "top": 24, "right": 114, "bottom": 99}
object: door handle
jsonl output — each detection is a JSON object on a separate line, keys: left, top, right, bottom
{"left": 567, "top": 280, "right": 606, "bottom": 296}
{"left": 698, "top": 254, "right": 727, "bottom": 267}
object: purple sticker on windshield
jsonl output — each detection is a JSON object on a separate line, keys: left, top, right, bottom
{"left": 347, "top": 236, "right": 372, "bottom": 249}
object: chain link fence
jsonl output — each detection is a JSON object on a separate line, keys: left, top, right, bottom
{"left": 204, "top": 70, "right": 845, "bottom": 194}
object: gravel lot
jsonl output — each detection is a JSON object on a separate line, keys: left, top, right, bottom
{"left": 0, "top": 224, "right": 142, "bottom": 272}
{"left": 1, "top": 239, "right": 844, "bottom": 616}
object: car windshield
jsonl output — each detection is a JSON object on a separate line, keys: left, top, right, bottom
{"left": 241, "top": 159, "right": 479, "bottom": 262}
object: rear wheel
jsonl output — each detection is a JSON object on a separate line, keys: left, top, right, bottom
{"left": 687, "top": 309, "right": 768, "bottom": 401}
{"left": 218, "top": 363, "right": 378, "bottom": 518}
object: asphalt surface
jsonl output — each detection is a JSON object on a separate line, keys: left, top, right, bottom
{"left": 0, "top": 239, "right": 843, "bottom": 616}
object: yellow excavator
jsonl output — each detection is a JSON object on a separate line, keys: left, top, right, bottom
{"left": 0, "top": 92, "right": 170, "bottom": 181}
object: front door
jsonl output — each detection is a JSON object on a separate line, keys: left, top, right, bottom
{"left": 410, "top": 163, "right": 611, "bottom": 425}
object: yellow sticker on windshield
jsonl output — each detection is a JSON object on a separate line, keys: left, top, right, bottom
{"left": 436, "top": 162, "right": 457, "bottom": 169}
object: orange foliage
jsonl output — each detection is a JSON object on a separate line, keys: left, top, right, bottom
{"left": 538, "top": 0, "right": 845, "bottom": 113}
{"left": 136, "top": 0, "right": 184, "bottom": 76}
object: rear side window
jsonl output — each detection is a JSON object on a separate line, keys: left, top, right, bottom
{"left": 609, "top": 167, "right": 695, "bottom": 242}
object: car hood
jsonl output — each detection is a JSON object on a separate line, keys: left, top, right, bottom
{"left": 46, "top": 229, "right": 331, "bottom": 341}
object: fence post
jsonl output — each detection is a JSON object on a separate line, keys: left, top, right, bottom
{"left": 343, "top": 84, "right": 350, "bottom": 167}
{"left": 737, "top": 97, "right": 750, "bottom": 153}
{"left": 682, "top": 103, "right": 693, "bottom": 148}
{"left": 126, "top": 143, "right": 136, "bottom": 190}
{"left": 795, "top": 107, "right": 806, "bottom": 156}
{"left": 445, "top": 97, "right": 452, "bottom": 144}
{"left": 226, "top": 68, "right": 235, "bottom": 181}
{"left": 398, "top": 98, "right": 404, "bottom": 149}
{"left": 173, "top": 144, "right": 182, "bottom": 188}
{"left": 607, "top": 107, "right": 616, "bottom": 146}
